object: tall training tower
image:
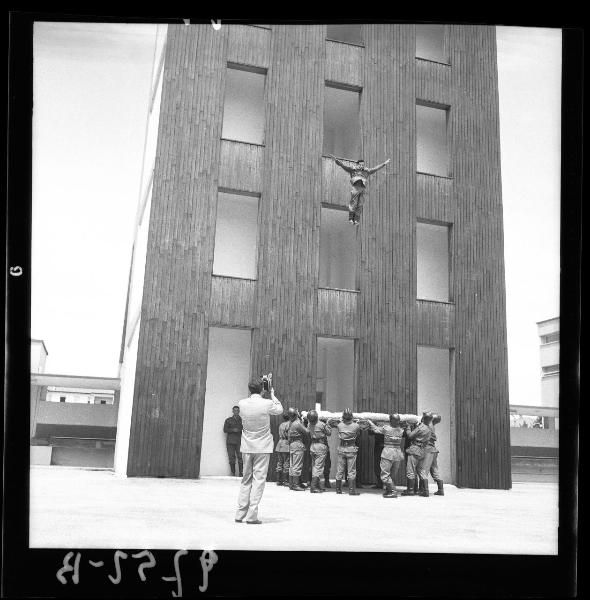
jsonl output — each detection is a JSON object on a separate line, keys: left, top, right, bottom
{"left": 115, "top": 24, "right": 511, "bottom": 489}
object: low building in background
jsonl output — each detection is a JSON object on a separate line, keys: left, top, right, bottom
{"left": 538, "top": 317, "right": 560, "bottom": 413}
{"left": 30, "top": 340, "right": 120, "bottom": 469}
{"left": 509, "top": 318, "right": 559, "bottom": 482}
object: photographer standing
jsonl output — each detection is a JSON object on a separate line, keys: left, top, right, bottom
{"left": 234, "top": 379, "right": 283, "bottom": 524}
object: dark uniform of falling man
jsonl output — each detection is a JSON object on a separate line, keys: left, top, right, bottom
{"left": 401, "top": 411, "right": 432, "bottom": 496}
{"left": 423, "top": 413, "right": 445, "bottom": 496}
{"left": 333, "top": 408, "right": 370, "bottom": 495}
{"left": 274, "top": 414, "right": 290, "bottom": 486}
{"left": 307, "top": 410, "right": 331, "bottom": 493}
{"left": 329, "top": 155, "right": 390, "bottom": 224}
{"left": 287, "top": 408, "right": 308, "bottom": 491}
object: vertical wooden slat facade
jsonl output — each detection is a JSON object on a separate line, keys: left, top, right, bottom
{"left": 124, "top": 23, "right": 510, "bottom": 488}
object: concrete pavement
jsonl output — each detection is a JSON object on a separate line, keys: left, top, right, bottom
{"left": 29, "top": 466, "right": 558, "bottom": 554}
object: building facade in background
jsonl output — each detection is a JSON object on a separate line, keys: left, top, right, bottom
{"left": 509, "top": 317, "right": 559, "bottom": 482}
{"left": 30, "top": 340, "right": 120, "bottom": 468}
{"left": 116, "top": 23, "right": 511, "bottom": 489}
{"left": 538, "top": 316, "right": 560, "bottom": 411}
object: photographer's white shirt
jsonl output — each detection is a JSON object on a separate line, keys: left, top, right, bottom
{"left": 239, "top": 391, "right": 283, "bottom": 453}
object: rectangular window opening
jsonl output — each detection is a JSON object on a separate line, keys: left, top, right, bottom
{"left": 213, "top": 191, "right": 259, "bottom": 280}
{"left": 416, "top": 103, "right": 450, "bottom": 177}
{"left": 201, "top": 327, "right": 252, "bottom": 476}
{"left": 221, "top": 65, "right": 266, "bottom": 145}
{"left": 317, "top": 336, "right": 355, "bottom": 478}
{"left": 319, "top": 206, "right": 358, "bottom": 291}
{"left": 417, "top": 346, "right": 454, "bottom": 484}
{"left": 415, "top": 24, "right": 447, "bottom": 63}
{"left": 323, "top": 84, "right": 361, "bottom": 159}
{"left": 417, "top": 221, "right": 451, "bottom": 302}
{"left": 541, "top": 332, "right": 560, "bottom": 344}
{"left": 326, "top": 24, "right": 363, "bottom": 46}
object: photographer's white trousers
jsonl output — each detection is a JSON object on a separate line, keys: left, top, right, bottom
{"left": 235, "top": 453, "right": 270, "bottom": 522}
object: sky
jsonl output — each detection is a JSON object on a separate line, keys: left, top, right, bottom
{"left": 31, "top": 23, "right": 561, "bottom": 407}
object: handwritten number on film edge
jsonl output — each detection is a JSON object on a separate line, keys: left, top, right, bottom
{"left": 56, "top": 549, "right": 218, "bottom": 595}
{"left": 132, "top": 550, "right": 157, "bottom": 581}
{"left": 56, "top": 552, "right": 81, "bottom": 585}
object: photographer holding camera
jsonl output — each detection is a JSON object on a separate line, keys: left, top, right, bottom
{"left": 234, "top": 375, "right": 283, "bottom": 525}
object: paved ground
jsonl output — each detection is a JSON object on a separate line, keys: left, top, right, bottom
{"left": 29, "top": 466, "right": 558, "bottom": 554}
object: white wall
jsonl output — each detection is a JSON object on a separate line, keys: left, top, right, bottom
{"left": 416, "top": 25, "right": 446, "bottom": 62}
{"left": 323, "top": 86, "right": 360, "bottom": 159}
{"left": 200, "top": 327, "right": 252, "bottom": 476}
{"left": 541, "top": 374, "right": 559, "bottom": 409}
{"left": 510, "top": 427, "right": 559, "bottom": 449}
{"left": 417, "top": 104, "right": 449, "bottom": 176}
{"left": 319, "top": 207, "right": 357, "bottom": 290}
{"left": 115, "top": 26, "right": 166, "bottom": 477}
{"left": 212, "top": 192, "right": 258, "bottom": 279}
{"left": 114, "top": 318, "right": 140, "bottom": 476}
{"left": 417, "top": 346, "right": 454, "bottom": 484}
{"left": 30, "top": 341, "right": 47, "bottom": 373}
{"left": 221, "top": 68, "right": 266, "bottom": 145}
{"left": 127, "top": 183, "right": 153, "bottom": 335}
{"left": 417, "top": 222, "right": 449, "bottom": 301}
{"left": 540, "top": 342, "right": 559, "bottom": 368}
{"left": 143, "top": 64, "right": 163, "bottom": 192}
{"left": 317, "top": 337, "right": 354, "bottom": 477}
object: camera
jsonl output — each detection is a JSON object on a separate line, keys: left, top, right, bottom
{"left": 260, "top": 372, "right": 273, "bottom": 391}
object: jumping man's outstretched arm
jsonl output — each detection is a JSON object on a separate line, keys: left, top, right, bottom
{"left": 367, "top": 158, "right": 391, "bottom": 175}
{"left": 329, "top": 154, "right": 355, "bottom": 174}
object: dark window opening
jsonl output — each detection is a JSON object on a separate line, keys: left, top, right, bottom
{"left": 326, "top": 24, "right": 363, "bottom": 46}
{"left": 323, "top": 84, "right": 361, "bottom": 159}
{"left": 221, "top": 66, "right": 266, "bottom": 145}
{"left": 416, "top": 24, "right": 447, "bottom": 63}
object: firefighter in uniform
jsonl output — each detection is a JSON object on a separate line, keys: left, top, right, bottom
{"left": 366, "top": 414, "right": 405, "bottom": 498}
{"left": 287, "top": 407, "right": 308, "bottom": 491}
{"left": 368, "top": 428, "right": 385, "bottom": 489}
{"left": 332, "top": 408, "right": 370, "bottom": 496}
{"left": 424, "top": 413, "right": 445, "bottom": 496}
{"left": 274, "top": 413, "right": 290, "bottom": 486}
{"left": 307, "top": 410, "right": 331, "bottom": 493}
{"left": 401, "top": 411, "right": 432, "bottom": 496}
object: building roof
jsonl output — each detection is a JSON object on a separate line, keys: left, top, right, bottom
{"left": 31, "top": 339, "right": 49, "bottom": 355}
{"left": 31, "top": 373, "right": 120, "bottom": 390}
{"left": 509, "top": 404, "right": 559, "bottom": 417}
{"left": 536, "top": 316, "right": 560, "bottom": 326}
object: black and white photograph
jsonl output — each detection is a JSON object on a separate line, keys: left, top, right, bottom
{"left": 5, "top": 15, "right": 580, "bottom": 598}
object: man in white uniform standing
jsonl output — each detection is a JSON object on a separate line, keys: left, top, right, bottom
{"left": 235, "top": 379, "right": 283, "bottom": 524}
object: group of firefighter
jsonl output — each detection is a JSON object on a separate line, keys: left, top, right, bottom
{"left": 274, "top": 408, "right": 445, "bottom": 498}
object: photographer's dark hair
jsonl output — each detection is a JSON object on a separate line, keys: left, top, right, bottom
{"left": 248, "top": 381, "right": 262, "bottom": 395}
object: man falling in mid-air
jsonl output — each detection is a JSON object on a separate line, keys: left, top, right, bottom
{"left": 329, "top": 155, "right": 390, "bottom": 224}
